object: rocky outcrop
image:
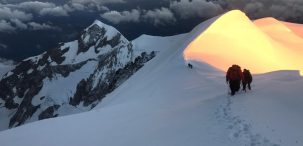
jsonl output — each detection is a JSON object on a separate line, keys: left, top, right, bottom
{"left": 78, "top": 24, "right": 106, "bottom": 54}
{"left": 38, "top": 105, "right": 60, "bottom": 120}
{"left": 47, "top": 47, "right": 69, "bottom": 64}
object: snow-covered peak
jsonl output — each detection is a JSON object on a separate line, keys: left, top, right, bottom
{"left": 84, "top": 20, "right": 127, "bottom": 42}
{"left": 90, "top": 20, "right": 121, "bottom": 39}
{"left": 0, "top": 19, "right": 156, "bottom": 130}
{"left": 91, "top": 20, "right": 107, "bottom": 27}
{"left": 17, "top": 20, "right": 129, "bottom": 67}
{"left": 57, "top": 19, "right": 130, "bottom": 65}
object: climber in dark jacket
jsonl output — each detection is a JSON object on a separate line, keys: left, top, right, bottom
{"left": 226, "top": 65, "right": 244, "bottom": 96}
{"left": 242, "top": 69, "right": 253, "bottom": 91}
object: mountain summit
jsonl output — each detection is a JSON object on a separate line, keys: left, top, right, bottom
{"left": 184, "top": 10, "right": 303, "bottom": 75}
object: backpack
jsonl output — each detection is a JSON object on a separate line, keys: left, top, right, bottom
{"left": 243, "top": 69, "right": 252, "bottom": 82}
{"left": 227, "top": 65, "right": 241, "bottom": 81}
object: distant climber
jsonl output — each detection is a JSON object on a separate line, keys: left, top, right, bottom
{"left": 226, "top": 64, "right": 244, "bottom": 96}
{"left": 242, "top": 69, "right": 253, "bottom": 92}
{"left": 188, "top": 63, "right": 193, "bottom": 69}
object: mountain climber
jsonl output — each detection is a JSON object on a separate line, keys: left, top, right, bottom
{"left": 226, "top": 64, "right": 244, "bottom": 96}
{"left": 242, "top": 69, "right": 252, "bottom": 91}
{"left": 188, "top": 63, "right": 193, "bottom": 69}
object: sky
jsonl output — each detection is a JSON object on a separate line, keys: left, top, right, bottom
{"left": 0, "top": 0, "right": 303, "bottom": 60}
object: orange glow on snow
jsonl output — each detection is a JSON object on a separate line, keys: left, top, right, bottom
{"left": 184, "top": 10, "right": 303, "bottom": 75}
{"left": 283, "top": 22, "right": 303, "bottom": 38}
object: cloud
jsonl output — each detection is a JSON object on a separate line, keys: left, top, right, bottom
{"left": 143, "top": 8, "right": 176, "bottom": 26}
{"left": 10, "top": 18, "right": 28, "bottom": 30}
{"left": 101, "top": 7, "right": 176, "bottom": 26}
{"left": 101, "top": 9, "right": 140, "bottom": 24}
{"left": 0, "top": 4, "right": 62, "bottom": 32}
{"left": 170, "top": 0, "right": 223, "bottom": 19}
{"left": 39, "top": 6, "right": 69, "bottom": 17}
{"left": 65, "top": 3, "right": 85, "bottom": 11}
{"left": 1, "top": 0, "right": 115, "bottom": 17}
{"left": 0, "top": 20, "right": 15, "bottom": 33}
{"left": 6, "top": 1, "right": 68, "bottom": 16}
{"left": 0, "top": 7, "right": 33, "bottom": 21}
{"left": 17, "top": 1, "right": 56, "bottom": 13}
{"left": 1, "top": 0, "right": 303, "bottom": 34}
{"left": 28, "top": 22, "right": 60, "bottom": 31}
{"left": 68, "top": 0, "right": 124, "bottom": 11}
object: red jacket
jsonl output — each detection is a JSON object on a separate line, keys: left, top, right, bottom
{"left": 226, "top": 65, "right": 243, "bottom": 81}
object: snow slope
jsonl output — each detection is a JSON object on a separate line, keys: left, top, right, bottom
{"left": 1, "top": 10, "right": 303, "bottom": 146}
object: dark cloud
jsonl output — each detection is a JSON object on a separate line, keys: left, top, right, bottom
{"left": 1, "top": 0, "right": 303, "bottom": 22}
{"left": 166, "top": 0, "right": 303, "bottom": 22}
{"left": 218, "top": 0, "right": 303, "bottom": 21}
{"left": 264, "top": 0, "right": 303, "bottom": 21}
{"left": 170, "top": 0, "right": 223, "bottom": 19}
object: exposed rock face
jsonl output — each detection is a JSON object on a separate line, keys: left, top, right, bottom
{"left": 0, "top": 20, "right": 157, "bottom": 129}
{"left": 78, "top": 24, "right": 106, "bottom": 54}
{"left": 38, "top": 105, "right": 60, "bottom": 120}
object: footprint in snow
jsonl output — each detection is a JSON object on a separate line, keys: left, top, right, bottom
{"left": 215, "top": 96, "right": 281, "bottom": 146}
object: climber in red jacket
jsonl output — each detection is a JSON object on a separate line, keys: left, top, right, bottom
{"left": 226, "top": 64, "right": 244, "bottom": 96}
